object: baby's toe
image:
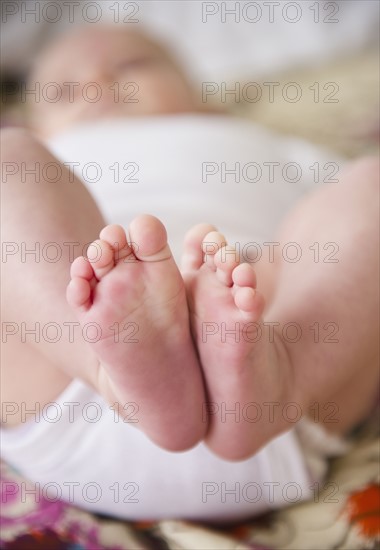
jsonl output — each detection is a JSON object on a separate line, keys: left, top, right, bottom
{"left": 70, "top": 255, "right": 94, "bottom": 281}
{"left": 86, "top": 239, "right": 115, "bottom": 279}
{"left": 234, "top": 286, "right": 265, "bottom": 318}
{"left": 99, "top": 224, "right": 134, "bottom": 261}
{"left": 232, "top": 264, "right": 263, "bottom": 316}
{"left": 202, "top": 231, "right": 227, "bottom": 270}
{"left": 214, "top": 245, "right": 240, "bottom": 286}
{"left": 66, "top": 276, "right": 92, "bottom": 311}
{"left": 182, "top": 223, "right": 217, "bottom": 271}
{"left": 232, "top": 263, "right": 257, "bottom": 289}
{"left": 129, "top": 214, "right": 171, "bottom": 261}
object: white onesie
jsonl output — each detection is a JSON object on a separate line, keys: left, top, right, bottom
{"left": 1, "top": 115, "right": 345, "bottom": 521}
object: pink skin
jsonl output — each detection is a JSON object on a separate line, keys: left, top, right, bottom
{"left": 182, "top": 225, "right": 284, "bottom": 460}
{"left": 67, "top": 215, "right": 207, "bottom": 451}
{"left": 27, "top": 26, "right": 205, "bottom": 139}
{"left": 66, "top": 216, "right": 271, "bottom": 457}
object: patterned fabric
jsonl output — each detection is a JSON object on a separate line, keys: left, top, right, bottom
{"left": 1, "top": 426, "right": 379, "bottom": 550}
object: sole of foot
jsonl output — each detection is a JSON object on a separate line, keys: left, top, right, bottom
{"left": 183, "top": 224, "right": 288, "bottom": 460}
{"left": 67, "top": 214, "right": 207, "bottom": 451}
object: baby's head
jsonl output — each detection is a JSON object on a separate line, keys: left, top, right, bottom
{"left": 28, "top": 25, "right": 200, "bottom": 137}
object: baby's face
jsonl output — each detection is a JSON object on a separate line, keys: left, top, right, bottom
{"left": 29, "top": 26, "right": 198, "bottom": 137}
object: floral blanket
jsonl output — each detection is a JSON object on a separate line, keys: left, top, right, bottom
{"left": 1, "top": 423, "right": 379, "bottom": 550}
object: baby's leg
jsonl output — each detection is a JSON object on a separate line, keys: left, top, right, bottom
{"left": 267, "top": 156, "right": 379, "bottom": 432}
{"left": 1, "top": 128, "right": 104, "bottom": 427}
{"left": 184, "top": 157, "right": 379, "bottom": 460}
{"left": 1, "top": 129, "right": 206, "bottom": 451}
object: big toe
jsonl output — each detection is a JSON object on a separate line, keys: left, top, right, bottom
{"left": 129, "top": 214, "right": 172, "bottom": 261}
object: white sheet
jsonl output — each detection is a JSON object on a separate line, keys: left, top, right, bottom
{"left": 2, "top": 1, "right": 378, "bottom": 78}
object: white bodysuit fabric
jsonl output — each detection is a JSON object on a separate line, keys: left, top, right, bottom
{"left": 1, "top": 115, "right": 344, "bottom": 520}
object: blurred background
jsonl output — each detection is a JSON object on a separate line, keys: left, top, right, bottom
{"left": 1, "top": 0, "right": 379, "bottom": 156}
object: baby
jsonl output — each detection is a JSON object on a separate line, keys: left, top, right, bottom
{"left": 1, "top": 25, "right": 379, "bottom": 520}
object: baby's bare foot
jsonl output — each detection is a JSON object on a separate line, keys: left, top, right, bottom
{"left": 183, "top": 225, "right": 289, "bottom": 460}
{"left": 67, "top": 215, "right": 206, "bottom": 451}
